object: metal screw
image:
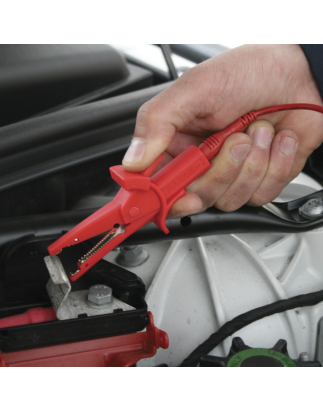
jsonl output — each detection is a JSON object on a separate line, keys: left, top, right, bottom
{"left": 87, "top": 284, "right": 113, "bottom": 309}
{"left": 299, "top": 352, "right": 310, "bottom": 362}
{"left": 116, "top": 245, "right": 149, "bottom": 267}
{"left": 299, "top": 198, "right": 323, "bottom": 219}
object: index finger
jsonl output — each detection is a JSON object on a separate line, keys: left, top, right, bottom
{"left": 122, "top": 66, "right": 213, "bottom": 172}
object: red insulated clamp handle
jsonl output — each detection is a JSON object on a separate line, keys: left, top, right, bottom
{"left": 110, "top": 145, "right": 211, "bottom": 233}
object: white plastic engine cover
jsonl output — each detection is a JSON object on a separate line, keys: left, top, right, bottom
{"left": 106, "top": 173, "right": 323, "bottom": 366}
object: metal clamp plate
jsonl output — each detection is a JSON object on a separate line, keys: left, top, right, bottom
{"left": 44, "top": 256, "right": 135, "bottom": 320}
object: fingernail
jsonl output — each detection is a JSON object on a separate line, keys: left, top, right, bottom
{"left": 231, "top": 144, "right": 251, "bottom": 163}
{"left": 279, "top": 136, "right": 296, "bottom": 155}
{"left": 253, "top": 127, "right": 273, "bottom": 148}
{"left": 123, "top": 137, "right": 147, "bottom": 164}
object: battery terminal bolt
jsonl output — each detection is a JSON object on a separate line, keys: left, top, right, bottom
{"left": 87, "top": 284, "right": 113, "bottom": 309}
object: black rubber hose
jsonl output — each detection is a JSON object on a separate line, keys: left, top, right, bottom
{"left": 2, "top": 205, "right": 323, "bottom": 249}
{"left": 180, "top": 289, "right": 323, "bottom": 367}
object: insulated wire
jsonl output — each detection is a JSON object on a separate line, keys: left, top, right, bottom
{"left": 199, "top": 103, "right": 323, "bottom": 160}
{"left": 180, "top": 289, "right": 323, "bottom": 367}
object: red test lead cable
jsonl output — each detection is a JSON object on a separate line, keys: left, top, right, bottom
{"left": 48, "top": 103, "right": 323, "bottom": 280}
{"left": 199, "top": 103, "right": 323, "bottom": 160}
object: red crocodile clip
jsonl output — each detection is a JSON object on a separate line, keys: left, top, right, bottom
{"left": 48, "top": 145, "right": 211, "bottom": 281}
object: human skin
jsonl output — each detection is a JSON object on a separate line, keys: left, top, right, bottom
{"left": 122, "top": 45, "right": 323, "bottom": 218}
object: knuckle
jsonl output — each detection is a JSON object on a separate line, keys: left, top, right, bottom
{"left": 272, "top": 168, "right": 290, "bottom": 185}
{"left": 244, "top": 160, "right": 267, "bottom": 181}
{"left": 215, "top": 195, "right": 242, "bottom": 212}
{"left": 136, "top": 102, "right": 161, "bottom": 132}
{"left": 248, "top": 192, "right": 269, "bottom": 206}
{"left": 224, "top": 132, "right": 253, "bottom": 147}
{"left": 205, "top": 172, "right": 232, "bottom": 189}
{"left": 189, "top": 182, "right": 217, "bottom": 209}
{"left": 201, "top": 194, "right": 219, "bottom": 210}
{"left": 275, "top": 175, "right": 288, "bottom": 187}
{"left": 137, "top": 102, "right": 153, "bottom": 119}
{"left": 250, "top": 182, "right": 285, "bottom": 205}
{"left": 246, "top": 120, "right": 275, "bottom": 136}
{"left": 207, "top": 161, "right": 242, "bottom": 187}
{"left": 137, "top": 98, "right": 163, "bottom": 121}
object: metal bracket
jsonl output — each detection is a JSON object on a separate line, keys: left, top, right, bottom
{"left": 44, "top": 256, "right": 135, "bottom": 320}
{"left": 45, "top": 256, "right": 71, "bottom": 319}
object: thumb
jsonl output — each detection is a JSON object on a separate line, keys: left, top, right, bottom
{"left": 122, "top": 76, "right": 199, "bottom": 172}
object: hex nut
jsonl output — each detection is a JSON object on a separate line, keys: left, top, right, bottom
{"left": 299, "top": 198, "right": 323, "bottom": 219}
{"left": 87, "top": 284, "right": 113, "bottom": 309}
{"left": 116, "top": 245, "right": 149, "bottom": 267}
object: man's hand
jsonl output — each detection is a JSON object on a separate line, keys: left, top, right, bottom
{"left": 122, "top": 45, "right": 323, "bottom": 217}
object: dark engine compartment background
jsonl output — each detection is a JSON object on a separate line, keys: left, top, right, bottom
{"left": 0, "top": 44, "right": 172, "bottom": 218}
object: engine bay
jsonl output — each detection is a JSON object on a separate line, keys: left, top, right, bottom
{"left": 1, "top": 44, "right": 323, "bottom": 367}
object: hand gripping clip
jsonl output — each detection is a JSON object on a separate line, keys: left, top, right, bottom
{"left": 48, "top": 103, "right": 323, "bottom": 281}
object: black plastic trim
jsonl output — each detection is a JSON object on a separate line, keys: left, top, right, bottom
{"left": 33, "top": 63, "right": 153, "bottom": 117}
{"left": 0, "top": 82, "right": 172, "bottom": 193}
{"left": 0, "top": 45, "right": 131, "bottom": 127}
{"left": 1, "top": 202, "right": 323, "bottom": 251}
{"left": 170, "top": 44, "right": 228, "bottom": 63}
